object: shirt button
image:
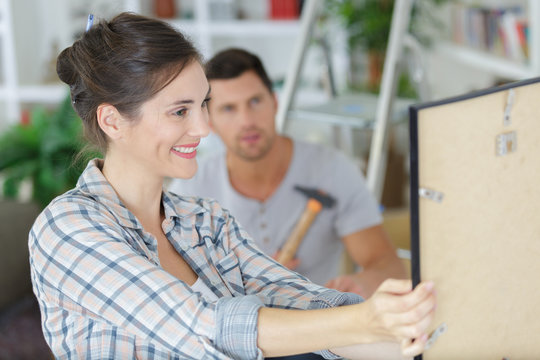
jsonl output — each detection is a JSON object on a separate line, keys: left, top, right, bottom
{"left": 263, "top": 237, "right": 270, "bottom": 244}
{"left": 260, "top": 223, "right": 266, "bottom": 229}
{"left": 259, "top": 205, "right": 265, "bottom": 213}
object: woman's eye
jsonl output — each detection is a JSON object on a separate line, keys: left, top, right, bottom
{"left": 175, "top": 108, "right": 188, "bottom": 117}
{"left": 250, "top": 97, "right": 261, "bottom": 106}
{"left": 202, "top": 97, "right": 211, "bottom": 109}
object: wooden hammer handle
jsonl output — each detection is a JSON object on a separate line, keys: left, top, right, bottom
{"left": 277, "top": 199, "right": 323, "bottom": 265}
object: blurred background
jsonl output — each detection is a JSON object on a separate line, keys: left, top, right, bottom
{"left": 0, "top": 0, "right": 535, "bottom": 358}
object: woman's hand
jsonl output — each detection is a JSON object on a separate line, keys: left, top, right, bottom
{"left": 361, "top": 279, "right": 436, "bottom": 357}
{"left": 257, "top": 278, "right": 435, "bottom": 358}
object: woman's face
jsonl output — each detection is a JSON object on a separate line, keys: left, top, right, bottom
{"left": 118, "top": 61, "right": 211, "bottom": 180}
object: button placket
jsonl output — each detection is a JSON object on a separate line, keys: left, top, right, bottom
{"left": 257, "top": 203, "right": 272, "bottom": 247}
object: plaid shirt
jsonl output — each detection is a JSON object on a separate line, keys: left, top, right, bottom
{"left": 29, "top": 159, "right": 362, "bottom": 359}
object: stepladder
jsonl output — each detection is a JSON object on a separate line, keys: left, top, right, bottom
{"left": 277, "top": 0, "right": 427, "bottom": 201}
{"left": 276, "top": 0, "right": 427, "bottom": 272}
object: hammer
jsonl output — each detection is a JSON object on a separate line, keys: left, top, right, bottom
{"left": 276, "top": 185, "right": 336, "bottom": 265}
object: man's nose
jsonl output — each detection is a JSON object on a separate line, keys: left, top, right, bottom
{"left": 238, "top": 107, "right": 256, "bottom": 127}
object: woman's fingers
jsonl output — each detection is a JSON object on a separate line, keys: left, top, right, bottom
{"left": 401, "top": 333, "right": 429, "bottom": 357}
{"left": 391, "top": 289, "right": 436, "bottom": 327}
{"left": 379, "top": 295, "right": 435, "bottom": 340}
{"left": 397, "top": 281, "right": 434, "bottom": 312}
{"left": 372, "top": 279, "right": 436, "bottom": 339}
{"left": 376, "top": 280, "right": 435, "bottom": 314}
{"left": 397, "top": 305, "right": 436, "bottom": 339}
{"left": 367, "top": 279, "right": 436, "bottom": 350}
{"left": 377, "top": 278, "right": 413, "bottom": 295}
{"left": 396, "top": 283, "right": 436, "bottom": 356}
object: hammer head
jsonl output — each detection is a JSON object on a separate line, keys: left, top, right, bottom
{"left": 294, "top": 185, "right": 336, "bottom": 208}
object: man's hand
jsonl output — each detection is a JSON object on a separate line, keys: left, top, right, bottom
{"left": 325, "top": 274, "right": 365, "bottom": 297}
{"left": 272, "top": 251, "right": 300, "bottom": 270}
{"left": 340, "top": 225, "right": 409, "bottom": 298}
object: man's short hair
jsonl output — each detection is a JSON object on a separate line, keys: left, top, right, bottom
{"left": 205, "top": 48, "right": 273, "bottom": 93}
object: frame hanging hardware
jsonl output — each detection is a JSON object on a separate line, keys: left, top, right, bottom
{"left": 503, "top": 88, "right": 515, "bottom": 127}
{"left": 425, "top": 322, "right": 448, "bottom": 350}
{"left": 419, "top": 188, "right": 444, "bottom": 203}
{"left": 496, "top": 131, "right": 517, "bottom": 156}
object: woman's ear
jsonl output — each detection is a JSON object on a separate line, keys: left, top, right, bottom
{"left": 97, "top": 104, "right": 124, "bottom": 140}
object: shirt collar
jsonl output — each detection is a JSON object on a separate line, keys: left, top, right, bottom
{"left": 162, "top": 189, "right": 207, "bottom": 221}
{"left": 76, "top": 159, "right": 206, "bottom": 230}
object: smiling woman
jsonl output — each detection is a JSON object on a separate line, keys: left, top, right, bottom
{"left": 28, "top": 12, "right": 436, "bottom": 360}
{"left": 97, "top": 60, "right": 210, "bottom": 183}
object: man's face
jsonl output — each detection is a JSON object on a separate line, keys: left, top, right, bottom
{"left": 208, "top": 70, "right": 277, "bottom": 161}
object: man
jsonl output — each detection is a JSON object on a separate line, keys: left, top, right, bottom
{"left": 169, "top": 48, "right": 407, "bottom": 298}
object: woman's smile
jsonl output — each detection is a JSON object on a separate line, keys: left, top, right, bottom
{"left": 171, "top": 141, "right": 200, "bottom": 159}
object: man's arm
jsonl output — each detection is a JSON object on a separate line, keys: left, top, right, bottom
{"left": 325, "top": 224, "right": 408, "bottom": 298}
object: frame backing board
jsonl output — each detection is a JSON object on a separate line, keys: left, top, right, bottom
{"left": 409, "top": 78, "right": 540, "bottom": 360}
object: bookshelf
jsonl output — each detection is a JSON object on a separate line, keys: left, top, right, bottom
{"left": 436, "top": 0, "right": 540, "bottom": 80}
{"left": 0, "top": 0, "right": 304, "bottom": 128}
{"left": 124, "top": 0, "right": 302, "bottom": 65}
{"left": 0, "top": 0, "right": 136, "bottom": 128}
{"left": 0, "top": 0, "right": 67, "bottom": 127}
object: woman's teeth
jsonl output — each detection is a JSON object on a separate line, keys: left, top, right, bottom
{"left": 172, "top": 146, "right": 196, "bottom": 154}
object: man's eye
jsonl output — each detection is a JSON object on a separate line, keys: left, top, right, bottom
{"left": 250, "top": 97, "right": 261, "bottom": 106}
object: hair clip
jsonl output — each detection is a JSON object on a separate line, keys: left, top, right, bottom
{"left": 85, "top": 14, "right": 94, "bottom": 32}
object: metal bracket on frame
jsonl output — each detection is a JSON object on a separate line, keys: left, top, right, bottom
{"left": 419, "top": 187, "right": 444, "bottom": 203}
{"left": 503, "top": 88, "right": 515, "bottom": 127}
{"left": 425, "top": 322, "right": 448, "bottom": 350}
{"left": 496, "top": 131, "right": 517, "bottom": 156}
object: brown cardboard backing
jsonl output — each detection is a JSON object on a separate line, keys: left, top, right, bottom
{"left": 409, "top": 79, "right": 540, "bottom": 359}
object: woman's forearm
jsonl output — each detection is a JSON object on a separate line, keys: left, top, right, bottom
{"left": 257, "top": 279, "right": 436, "bottom": 358}
{"left": 257, "top": 307, "right": 412, "bottom": 359}
{"left": 257, "top": 304, "right": 371, "bottom": 357}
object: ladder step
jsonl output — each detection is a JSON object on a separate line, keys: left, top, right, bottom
{"left": 287, "top": 93, "right": 413, "bottom": 129}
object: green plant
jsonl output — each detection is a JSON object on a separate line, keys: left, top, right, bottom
{"left": 328, "top": 0, "right": 448, "bottom": 50}
{"left": 0, "top": 96, "right": 99, "bottom": 208}
{"left": 328, "top": 0, "right": 394, "bottom": 53}
{"left": 326, "top": 0, "right": 448, "bottom": 95}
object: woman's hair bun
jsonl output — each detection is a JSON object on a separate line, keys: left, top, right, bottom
{"left": 56, "top": 47, "right": 79, "bottom": 86}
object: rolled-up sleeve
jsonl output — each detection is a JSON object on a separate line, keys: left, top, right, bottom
{"left": 215, "top": 295, "right": 264, "bottom": 360}
{"left": 307, "top": 289, "right": 363, "bottom": 310}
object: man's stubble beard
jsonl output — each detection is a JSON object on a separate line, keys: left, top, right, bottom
{"left": 233, "top": 129, "right": 275, "bottom": 162}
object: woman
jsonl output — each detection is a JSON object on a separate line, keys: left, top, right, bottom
{"left": 29, "top": 13, "right": 436, "bottom": 360}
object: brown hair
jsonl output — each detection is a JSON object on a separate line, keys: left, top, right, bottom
{"left": 205, "top": 48, "right": 273, "bottom": 93}
{"left": 56, "top": 12, "right": 201, "bottom": 152}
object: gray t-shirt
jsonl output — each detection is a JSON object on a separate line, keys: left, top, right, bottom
{"left": 168, "top": 140, "right": 382, "bottom": 285}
